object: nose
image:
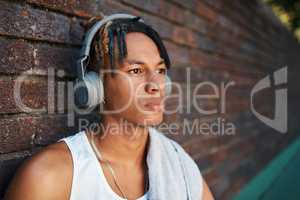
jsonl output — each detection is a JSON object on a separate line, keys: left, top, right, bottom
{"left": 145, "top": 81, "right": 160, "bottom": 94}
{"left": 145, "top": 72, "right": 161, "bottom": 95}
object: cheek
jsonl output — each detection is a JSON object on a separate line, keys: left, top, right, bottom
{"left": 119, "top": 78, "right": 148, "bottom": 113}
{"left": 107, "top": 76, "right": 144, "bottom": 106}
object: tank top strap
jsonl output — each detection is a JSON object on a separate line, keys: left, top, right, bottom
{"left": 58, "top": 130, "right": 149, "bottom": 200}
{"left": 58, "top": 131, "right": 88, "bottom": 160}
{"left": 58, "top": 131, "right": 87, "bottom": 200}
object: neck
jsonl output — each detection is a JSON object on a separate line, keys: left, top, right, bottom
{"left": 91, "top": 115, "right": 150, "bottom": 167}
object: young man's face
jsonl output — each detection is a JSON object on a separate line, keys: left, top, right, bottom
{"left": 103, "top": 32, "right": 168, "bottom": 126}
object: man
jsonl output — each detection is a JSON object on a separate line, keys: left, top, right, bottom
{"left": 5, "top": 14, "right": 214, "bottom": 200}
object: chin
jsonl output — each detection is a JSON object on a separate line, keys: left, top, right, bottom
{"left": 137, "top": 113, "right": 163, "bottom": 126}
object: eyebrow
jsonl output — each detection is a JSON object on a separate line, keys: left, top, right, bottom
{"left": 125, "top": 58, "right": 165, "bottom": 67}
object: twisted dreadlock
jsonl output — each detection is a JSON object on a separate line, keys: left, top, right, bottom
{"left": 84, "top": 15, "right": 171, "bottom": 76}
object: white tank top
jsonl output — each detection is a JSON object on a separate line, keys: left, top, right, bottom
{"left": 59, "top": 130, "right": 149, "bottom": 200}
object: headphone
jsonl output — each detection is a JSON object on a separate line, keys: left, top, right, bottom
{"left": 74, "top": 13, "right": 172, "bottom": 109}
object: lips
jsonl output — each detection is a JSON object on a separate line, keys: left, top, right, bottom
{"left": 142, "top": 98, "right": 163, "bottom": 112}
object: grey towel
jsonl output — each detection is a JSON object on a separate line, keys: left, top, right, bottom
{"left": 146, "top": 127, "right": 203, "bottom": 200}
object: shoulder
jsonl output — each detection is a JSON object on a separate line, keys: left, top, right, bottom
{"left": 153, "top": 129, "right": 202, "bottom": 176}
{"left": 153, "top": 129, "right": 205, "bottom": 196}
{"left": 166, "top": 135, "right": 201, "bottom": 176}
{"left": 4, "top": 141, "right": 72, "bottom": 200}
{"left": 153, "top": 129, "right": 197, "bottom": 165}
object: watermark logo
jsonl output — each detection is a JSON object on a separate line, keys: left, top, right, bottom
{"left": 12, "top": 66, "right": 289, "bottom": 136}
{"left": 250, "top": 66, "right": 288, "bottom": 133}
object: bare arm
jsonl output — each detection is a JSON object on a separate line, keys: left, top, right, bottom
{"left": 4, "top": 143, "right": 71, "bottom": 200}
{"left": 202, "top": 179, "right": 214, "bottom": 200}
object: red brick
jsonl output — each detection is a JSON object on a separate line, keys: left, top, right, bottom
{"left": 0, "top": 37, "right": 77, "bottom": 76}
{"left": 0, "top": 1, "right": 84, "bottom": 44}
{"left": 27, "top": 0, "right": 101, "bottom": 18}
{"left": 0, "top": 113, "right": 99, "bottom": 154}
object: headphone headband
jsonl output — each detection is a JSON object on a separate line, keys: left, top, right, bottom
{"left": 77, "top": 13, "right": 144, "bottom": 79}
{"left": 81, "top": 13, "right": 144, "bottom": 58}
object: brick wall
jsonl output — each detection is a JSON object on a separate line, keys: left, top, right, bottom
{"left": 0, "top": 0, "right": 300, "bottom": 199}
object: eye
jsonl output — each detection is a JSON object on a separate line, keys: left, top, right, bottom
{"left": 157, "top": 67, "right": 167, "bottom": 75}
{"left": 128, "top": 65, "right": 144, "bottom": 74}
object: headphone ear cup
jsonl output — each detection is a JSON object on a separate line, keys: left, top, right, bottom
{"left": 74, "top": 71, "right": 104, "bottom": 109}
{"left": 165, "top": 75, "right": 172, "bottom": 96}
{"left": 74, "top": 78, "right": 89, "bottom": 108}
{"left": 84, "top": 71, "right": 105, "bottom": 108}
